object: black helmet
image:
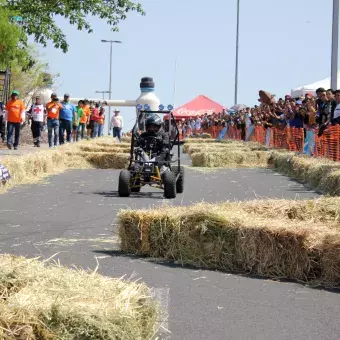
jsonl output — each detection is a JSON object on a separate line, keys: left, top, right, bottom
{"left": 146, "top": 114, "right": 162, "bottom": 127}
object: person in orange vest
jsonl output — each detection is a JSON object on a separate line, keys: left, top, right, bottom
{"left": 46, "top": 93, "right": 63, "bottom": 148}
{"left": 97, "top": 104, "right": 105, "bottom": 137}
{"left": 5, "top": 90, "right": 26, "bottom": 150}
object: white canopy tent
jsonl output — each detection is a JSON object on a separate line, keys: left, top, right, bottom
{"left": 291, "top": 72, "right": 340, "bottom": 98}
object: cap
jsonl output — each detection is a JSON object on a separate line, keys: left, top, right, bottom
{"left": 64, "top": 93, "right": 70, "bottom": 97}
{"left": 12, "top": 90, "right": 19, "bottom": 96}
{"left": 114, "top": 109, "right": 120, "bottom": 113}
{"left": 51, "top": 92, "right": 57, "bottom": 97}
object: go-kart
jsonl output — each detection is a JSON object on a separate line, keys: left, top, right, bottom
{"left": 118, "top": 109, "right": 184, "bottom": 199}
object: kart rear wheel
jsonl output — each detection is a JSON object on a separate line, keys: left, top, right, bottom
{"left": 118, "top": 170, "right": 131, "bottom": 197}
{"left": 172, "top": 166, "right": 184, "bottom": 194}
{"left": 163, "top": 171, "right": 176, "bottom": 199}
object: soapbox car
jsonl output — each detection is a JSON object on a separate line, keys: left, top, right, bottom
{"left": 118, "top": 109, "right": 184, "bottom": 199}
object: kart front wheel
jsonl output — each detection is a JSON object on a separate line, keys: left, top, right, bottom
{"left": 118, "top": 170, "right": 131, "bottom": 197}
{"left": 172, "top": 166, "right": 184, "bottom": 194}
{"left": 163, "top": 171, "right": 176, "bottom": 199}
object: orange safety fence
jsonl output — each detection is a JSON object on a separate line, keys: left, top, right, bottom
{"left": 182, "top": 123, "right": 340, "bottom": 162}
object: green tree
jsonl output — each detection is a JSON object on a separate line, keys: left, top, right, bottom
{"left": 4, "top": 0, "right": 145, "bottom": 53}
{"left": 0, "top": 2, "right": 29, "bottom": 67}
{"left": 10, "top": 45, "right": 59, "bottom": 106}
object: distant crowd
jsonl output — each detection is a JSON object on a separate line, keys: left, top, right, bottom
{"left": 0, "top": 91, "right": 124, "bottom": 149}
{"left": 178, "top": 88, "right": 340, "bottom": 140}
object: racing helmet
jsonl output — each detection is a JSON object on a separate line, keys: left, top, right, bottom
{"left": 145, "top": 114, "right": 162, "bottom": 133}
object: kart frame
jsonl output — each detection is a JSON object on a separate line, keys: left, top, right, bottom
{"left": 128, "top": 110, "right": 181, "bottom": 190}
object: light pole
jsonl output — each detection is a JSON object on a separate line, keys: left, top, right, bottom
{"left": 331, "top": 0, "right": 339, "bottom": 90}
{"left": 234, "top": 0, "right": 240, "bottom": 105}
{"left": 173, "top": 58, "right": 179, "bottom": 107}
{"left": 101, "top": 39, "right": 122, "bottom": 134}
{"left": 95, "top": 90, "right": 110, "bottom": 100}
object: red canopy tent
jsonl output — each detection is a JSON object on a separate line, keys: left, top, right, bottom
{"left": 167, "top": 95, "right": 226, "bottom": 120}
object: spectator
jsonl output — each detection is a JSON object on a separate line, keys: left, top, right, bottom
{"left": 59, "top": 93, "right": 75, "bottom": 145}
{"left": 83, "top": 99, "right": 91, "bottom": 139}
{"left": 0, "top": 101, "right": 5, "bottom": 142}
{"left": 27, "top": 95, "right": 46, "bottom": 147}
{"left": 46, "top": 93, "right": 63, "bottom": 148}
{"left": 78, "top": 100, "right": 87, "bottom": 139}
{"left": 111, "top": 109, "right": 123, "bottom": 142}
{"left": 332, "top": 90, "right": 340, "bottom": 125}
{"left": 5, "top": 90, "right": 25, "bottom": 150}
{"left": 98, "top": 105, "right": 105, "bottom": 137}
{"left": 318, "top": 89, "right": 336, "bottom": 136}
{"left": 73, "top": 100, "right": 85, "bottom": 142}
{"left": 90, "top": 103, "right": 100, "bottom": 138}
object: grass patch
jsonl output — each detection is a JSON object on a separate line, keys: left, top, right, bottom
{"left": 118, "top": 198, "right": 340, "bottom": 286}
{"left": 0, "top": 254, "right": 158, "bottom": 339}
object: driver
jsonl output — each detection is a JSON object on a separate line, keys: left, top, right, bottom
{"left": 137, "top": 114, "right": 170, "bottom": 165}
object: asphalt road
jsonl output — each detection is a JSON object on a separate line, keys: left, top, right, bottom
{"left": 1, "top": 155, "right": 340, "bottom": 340}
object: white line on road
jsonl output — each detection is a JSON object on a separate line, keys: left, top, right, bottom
{"left": 151, "top": 287, "right": 171, "bottom": 339}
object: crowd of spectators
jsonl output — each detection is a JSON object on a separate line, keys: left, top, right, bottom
{"left": 0, "top": 90, "right": 124, "bottom": 149}
{"left": 178, "top": 88, "right": 340, "bottom": 141}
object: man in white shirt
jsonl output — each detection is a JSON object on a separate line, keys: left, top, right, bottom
{"left": 111, "top": 109, "right": 123, "bottom": 142}
{"left": 27, "top": 96, "right": 47, "bottom": 147}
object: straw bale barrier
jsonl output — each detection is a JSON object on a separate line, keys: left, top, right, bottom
{"left": 0, "top": 139, "right": 130, "bottom": 193}
{"left": 183, "top": 141, "right": 267, "bottom": 154}
{"left": 268, "top": 151, "right": 340, "bottom": 195}
{"left": 80, "top": 144, "right": 131, "bottom": 153}
{"left": 191, "top": 150, "right": 269, "bottom": 167}
{"left": 85, "top": 152, "right": 129, "bottom": 169}
{"left": 0, "top": 254, "right": 158, "bottom": 339}
{"left": 118, "top": 198, "right": 340, "bottom": 286}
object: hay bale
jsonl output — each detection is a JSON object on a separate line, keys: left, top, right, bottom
{"left": 85, "top": 152, "right": 129, "bottom": 169}
{"left": 0, "top": 254, "right": 158, "bottom": 339}
{"left": 0, "top": 139, "right": 130, "bottom": 193}
{"left": 269, "top": 152, "right": 340, "bottom": 195}
{"left": 118, "top": 201, "right": 340, "bottom": 285}
{"left": 191, "top": 150, "right": 269, "bottom": 167}
{"left": 80, "top": 145, "right": 130, "bottom": 153}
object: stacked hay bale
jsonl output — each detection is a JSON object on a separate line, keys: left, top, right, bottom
{"left": 268, "top": 151, "right": 340, "bottom": 196}
{"left": 184, "top": 140, "right": 270, "bottom": 168}
{"left": 118, "top": 197, "right": 340, "bottom": 286}
{"left": 0, "top": 254, "right": 158, "bottom": 339}
{"left": 0, "top": 138, "right": 131, "bottom": 193}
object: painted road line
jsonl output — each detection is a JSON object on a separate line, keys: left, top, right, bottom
{"left": 151, "top": 287, "right": 171, "bottom": 339}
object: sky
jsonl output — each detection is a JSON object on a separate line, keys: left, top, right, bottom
{"left": 35, "top": 0, "right": 333, "bottom": 132}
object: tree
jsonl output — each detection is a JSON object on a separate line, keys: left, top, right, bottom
{"left": 9, "top": 45, "right": 59, "bottom": 106}
{"left": 0, "top": 2, "right": 29, "bottom": 68}
{"left": 4, "top": 0, "right": 145, "bottom": 53}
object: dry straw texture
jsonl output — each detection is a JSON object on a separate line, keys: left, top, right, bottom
{"left": 191, "top": 151, "right": 269, "bottom": 167}
{"left": 0, "top": 254, "right": 158, "bottom": 339}
{"left": 0, "top": 138, "right": 130, "bottom": 193}
{"left": 268, "top": 151, "right": 340, "bottom": 195}
{"left": 119, "top": 198, "right": 340, "bottom": 286}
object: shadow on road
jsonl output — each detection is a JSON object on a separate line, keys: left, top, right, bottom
{"left": 89, "top": 190, "right": 165, "bottom": 199}
{"left": 93, "top": 249, "right": 340, "bottom": 294}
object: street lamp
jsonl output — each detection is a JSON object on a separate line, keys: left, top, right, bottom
{"left": 95, "top": 90, "right": 110, "bottom": 100}
{"left": 234, "top": 0, "right": 240, "bottom": 105}
{"left": 331, "top": 0, "right": 339, "bottom": 90}
{"left": 101, "top": 39, "right": 122, "bottom": 135}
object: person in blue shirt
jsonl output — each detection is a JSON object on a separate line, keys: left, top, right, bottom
{"left": 59, "top": 93, "right": 76, "bottom": 144}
